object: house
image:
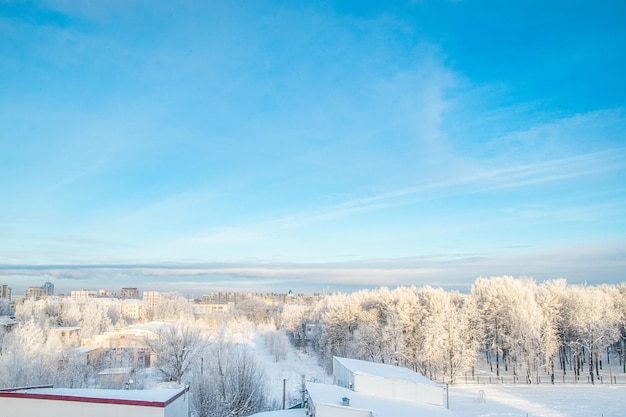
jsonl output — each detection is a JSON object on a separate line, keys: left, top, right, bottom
{"left": 332, "top": 356, "right": 444, "bottom": 407}
{"left": 51, "top": 327, "right": 81, "bottom": 346}
{"left": 0, "top": 386, "right": 190, "bottom": 417}
{"left": 80, "top": 323, "right": 162, "bottom": 369}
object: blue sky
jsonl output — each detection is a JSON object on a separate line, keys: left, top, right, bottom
{"left": 1, "top": 0, "right": 625, "bottom": 296}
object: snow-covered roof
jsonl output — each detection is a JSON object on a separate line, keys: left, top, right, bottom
{"left": 1, "top": 387, "right": 187, "bottom": 407}
{"left": 250, "top": 410, "right": 305, "bottom": 417}
{"left": 334, "top": 357, "right": 438, "bottom": 386}
{"left": 72, "top": 346, "right": 100, "bottom": 354}
{"left": 306, "top": 382, "right": 457, "bottom": 417}
{"left": 98, "top": 367, "right": 133, "bottom": 375}
{"left": 129, "top": 321, "right": 170, "bottom": 332}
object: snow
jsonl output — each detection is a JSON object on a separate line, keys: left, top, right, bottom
{"left": 448, "top": 384, "right": 626, "bottom": 417}
{"left": 333, "top": 356, "right": 439, "bottom": 386}
{"left": 252, "top": 410, "right": 305, "bottom": 417}
{"left": 12, "top": 387, "right": 186, "bottom": 403}
{"left": 306, "top": 381, "right": 457, "bottom": 417}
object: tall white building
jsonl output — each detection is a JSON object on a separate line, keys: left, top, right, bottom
{"left": 143, "top": 291, "right": 160, "bottom": 308}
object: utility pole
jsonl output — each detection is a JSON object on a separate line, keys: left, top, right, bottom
{"left": 282, "top": 378, "right": 286, "bottom": 409}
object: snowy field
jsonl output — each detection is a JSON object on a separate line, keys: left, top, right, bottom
{"left": 449, "top": 384, "right": 626, "bottom": 417}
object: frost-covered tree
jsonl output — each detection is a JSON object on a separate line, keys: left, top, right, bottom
{"left": 147, "top": 321, "right": 204, "bottom": 382}
{"left": 564, "top": 285, "right": 620, "bottom": 383}
{"left": 471, "top": 276, "right": 544, "bottom": 379}
{"left": 536, "top": 279, "right": 566, "bottom": 380}
{"left": 263, "top": 326, "right": 289, "bottom": 362}
{"left": 0, "top": 318, "right": 59, "bottom": 388}
{"left": 0, "top": 298, "right": 11, "bottom": 315}
{"left": 611, "top": 283, "right": 626, "bottom": 373}
{"left": 318, "top": 292, "right": 363, "bottom": 371}
{"left": 414, "top": 287, "right": 476, "bottom": 382}
{"left": 154, "top": 293, "right": 194, "bottom": 321}
{"left": 190, "top": 341, "right": 270, "bottom": 417}
{"left": 278, "top": 304, "right": 312, "bottom": 348}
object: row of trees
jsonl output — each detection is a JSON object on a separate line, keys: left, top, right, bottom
{"left": 279, "top": 277, "right": 626, "bottom": 384}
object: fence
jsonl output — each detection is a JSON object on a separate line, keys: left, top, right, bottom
{"left": 457, "top": 373, "right": 626, "bottom": 385}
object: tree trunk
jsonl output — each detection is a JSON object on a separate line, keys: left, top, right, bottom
{"left": 589, "top": 347, "right": 595, "bottom": 384}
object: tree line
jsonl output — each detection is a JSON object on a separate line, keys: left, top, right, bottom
{"left": 279, "top": 277, "right": 626, "bottom": 384}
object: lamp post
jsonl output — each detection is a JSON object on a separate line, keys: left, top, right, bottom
{"left": 282, "top": 378, "right": 286, "bottom": 409}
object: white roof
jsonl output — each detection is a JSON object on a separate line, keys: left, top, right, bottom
{"left": 306, "top": 382, "right": 457, "bottom": 417}
{"left": 251, "top": 410, "right": 305, "bottom": 417}
{"left": 7, "top": 387, "right": 185, "bottom": 404}
{"left": 98, "top": 367, "right": 133, "bottom": 375}
{"left": 334, "top": 357, "right": 438, "bottom": 386}
{"left": 129, "top": 321, "right": 170, "bottom": 332}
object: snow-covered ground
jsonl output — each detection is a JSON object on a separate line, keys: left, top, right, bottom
{"left": 449, "top": 384, "right": 626, "bottom": 417}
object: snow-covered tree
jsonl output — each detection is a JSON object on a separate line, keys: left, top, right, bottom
{"left": 564, "top": 285, "right": 621, "bottom": 383}
{"left": 262, "top": 326, "right": 289, "bottom": 362}
{"left": 0, "top": 318, "right": 59, "bottom": 388}
{"left": 190, "top": 341, "right": 270, "bottom": 417}
{"left": 0, "top": 298, "right": 11, "bottom": 315}
{"left": 414, "top": 287, "right": 476, "bottom": 382}
{"left": 317, "top": 292, "right": 363, "bottom": 371}
{"left": 471, "top": 276, "right": 544, "bottom": 379}
{"left": 153, "top": 293, "right": 194, "bottom": 321}
{"left": 147, "top": 320, "right": 204, "bottom": 382}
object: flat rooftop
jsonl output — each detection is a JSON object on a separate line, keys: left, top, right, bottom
{"left": 334, "top": 356, "right": 439, "bottom": 386}
{"left": 306, "top": 382, "right": 457, "bottom": 417}
{"left": 0, "top": 387, "right": 187, "bottom": 407}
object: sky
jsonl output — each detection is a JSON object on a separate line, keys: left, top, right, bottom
{"left": 1, "top": 0, "right": 625, "bottom": 296}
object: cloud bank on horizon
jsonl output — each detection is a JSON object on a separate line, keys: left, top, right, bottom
{"left": 1, "top": 1, "right": 625, "bottom": 294}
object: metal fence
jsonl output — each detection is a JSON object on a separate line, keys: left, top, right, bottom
{"left": 455, "top": 373, "right": 626, "bottom": 385}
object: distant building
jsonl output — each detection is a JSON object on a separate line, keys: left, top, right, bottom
{"left": 193, "top": 303, "right": 232, "bottom": 314}
{"left": 120, "top": 299, "right": 148, "bottom": 320}
{"left": 71, "top": 289, "right": 98, "bottom": 299}
{"left": 25, "top": 286, "right": 46, "bottom": 299}
{"left": 121, "top": 288, "right": 139, "bottom": 299}
{"left": 143, "top": 291, "right": 160, "bottom": 308}
{"left": 42, "top": 281, "right": 54, "bottom": 296}
{"left": 51, "top": 327, "right": 81, "bottom": 347}
{"left": 0, "top": 284, "right": 11, "bottom": 300}
{"left": 80, "top": 323, "right": 162, "bottom": 369}
{"left": 0, "top": 386, "right": 190, "bottom": 417}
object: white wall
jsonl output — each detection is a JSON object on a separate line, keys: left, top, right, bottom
{"left": 164, "top": 389, "right": 190, "bottom": 417}
{"left": 333, "top": 357, "right": 354, "bottom": 389}
{"left": 354, "top": 373, "right": 443, "bottom": 407}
